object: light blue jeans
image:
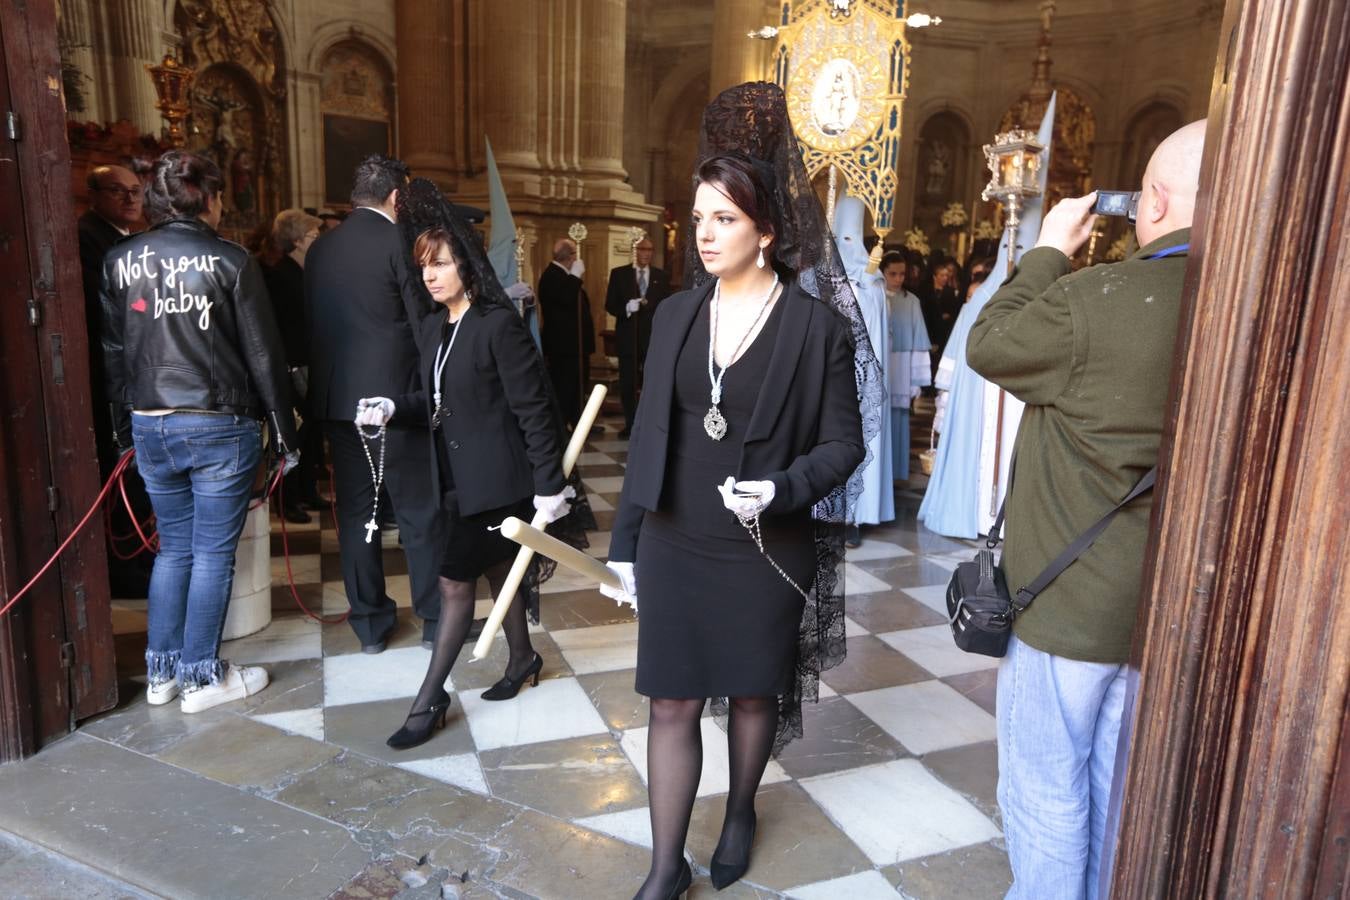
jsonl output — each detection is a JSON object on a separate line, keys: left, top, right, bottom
{"left": 997, "top": 634, "right": 1128, "bottom": 900}
{"left": 131, "top": 412, "right": 262, "bottom": 689}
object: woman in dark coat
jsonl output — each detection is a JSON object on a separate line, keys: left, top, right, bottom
{"left": 602, "top": 83, "right": 880, "bottom": 900}
{"left": 355, "top": 179, "right": 579, "bottom": 750}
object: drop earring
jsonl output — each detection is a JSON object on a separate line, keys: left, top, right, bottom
{"left": 756, "top": 247, "right": 766, "bottom": 269}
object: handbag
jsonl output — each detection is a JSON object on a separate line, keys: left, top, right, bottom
{"left": 946, "top": 466, "right": 1157, "bottom": 658}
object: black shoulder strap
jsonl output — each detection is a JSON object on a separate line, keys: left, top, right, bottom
{"left": 1008, "top": 467, "right": 1157, "bottom": 611}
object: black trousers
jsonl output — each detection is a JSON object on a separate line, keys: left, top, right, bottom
{"left": 325, "top": 420, "right": 445, "bottom": 644}
{"left": 617, "top": 347, "right": 643, "bottom": 431}
{"left": 549, "top": 355, "right": 583, "bottom": 428}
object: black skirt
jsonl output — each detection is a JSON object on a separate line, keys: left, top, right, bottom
{"left": 635, "top": 294, "right": 814, "bottom": 699}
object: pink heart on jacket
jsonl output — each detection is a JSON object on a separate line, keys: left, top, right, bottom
{"left": 130, "top": 298, "right": 147, "bottom": 313}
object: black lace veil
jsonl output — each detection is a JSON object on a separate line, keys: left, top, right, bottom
{"left": 395, "top": 178, "right": 595, "bottom": 621}
{"left": 689, "top": 82, "right": 885, "bottom": 752}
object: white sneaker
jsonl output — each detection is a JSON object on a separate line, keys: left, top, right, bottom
{"left": 146, "top": 678, "right": 179, "bottom": 706}
{"left": 179, "top": 664, "right": 269, "bottom": 714}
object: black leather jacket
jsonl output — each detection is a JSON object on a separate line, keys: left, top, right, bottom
{"left": 99, "top": 217, "right": 298, "bottom": 452}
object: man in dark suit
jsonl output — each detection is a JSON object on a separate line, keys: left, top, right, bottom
{"left": 604, "top": 237, "right": 670, "bottom": 438}
{"left": 304, "top": 155, "right": 444, "bottom": 652}
{"left": 78, "top": 164, "right": 153, "bottom": 597}
{"left": 538, "top": 238, "right": 594, "bottom": 428}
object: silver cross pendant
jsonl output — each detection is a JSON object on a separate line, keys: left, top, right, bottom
{"left": 364, "top": 518, "right": 379, "bottom": 544}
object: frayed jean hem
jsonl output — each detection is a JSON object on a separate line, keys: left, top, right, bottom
{"left": 146, "top": 650, "right": 181, "bottom": 685}
{"left": 177, "top": 657, "right": 226, "bottom": 689}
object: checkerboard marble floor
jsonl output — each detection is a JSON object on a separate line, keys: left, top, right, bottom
{"left": 51, "top": 419, "right": 1012, "bottom": 899}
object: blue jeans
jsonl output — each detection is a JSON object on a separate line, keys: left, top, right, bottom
{"left": 997, "top": 635, "right": 1128, "bottom": 900}
{"left": 131, "top": 412, "right": 262, "bottom": 688}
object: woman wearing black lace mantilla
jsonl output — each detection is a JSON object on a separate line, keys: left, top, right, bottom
{"left": 602, "top": 83, "right": 881, "bottom": 899}
{"left": 355, "top": 178, "right": 592, "bottom": 751}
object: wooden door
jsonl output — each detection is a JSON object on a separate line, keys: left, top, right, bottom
{"left": 0, "top": 0, "right": 118, "bottom": 762}
{"left": 1111, "top": 0, "right": 1350, "bottom": 894}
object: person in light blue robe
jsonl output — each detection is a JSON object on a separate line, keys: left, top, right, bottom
{"left": 834, "top": 197, "right": 893, "bottom": 527}
{"left": 881, "top": 250, "right": 931, "bottom": 481}
{"left": 918, "top": 95, "right": 1057, "bottom": 538}
{"left": 485, "top": 137, "right": 542, "bottom": 350}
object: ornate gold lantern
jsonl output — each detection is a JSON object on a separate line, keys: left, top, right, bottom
{"left": 145, "top": 54, "right": 196, "bottom": 148}
{"left": 981, "top": 129, "right": 1046, "bottom": 276}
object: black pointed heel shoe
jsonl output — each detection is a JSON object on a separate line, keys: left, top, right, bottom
{"left": 481, "top": 652, "right": 543, "bottom": 701}
{"left": 386, "top": 690, "right": 451, "bottom": 750}
{"left": 633, "top": 859, "right": 691, "bottom": 900}
{"left": 709, "top": 813, "right": 756, "bottom": 890}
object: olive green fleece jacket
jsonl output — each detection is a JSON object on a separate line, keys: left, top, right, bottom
{"left": 966, "top": 228, "right": 1191, "bottom": 663}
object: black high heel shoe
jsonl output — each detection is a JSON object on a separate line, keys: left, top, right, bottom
{"left": 632, "top": 859, "right": 691, "bottom": 900}
{"left": 481, "top": 652, "right": 543, "bottom": 701}
{"left": 386, "top": 689, "right": 451, "bottom": 750}
{"left": 709, "top": 812, "right": 756, "bottom": 890}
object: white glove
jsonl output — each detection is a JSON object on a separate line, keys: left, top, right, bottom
{"left": 625, "top": 298, "right": 643, "bottom": 316}
{"left": 533, "top": 485, "right": 576, "bottom": 524}
{"left": 355, "top": 397, "right": 394, "bottom": 427}
{"left": 281, "top": 450, "right": 300, "bottom": 475}
{"left": 599, "top": 561, "right": 637, "bottom": 610}
{"left": 505, "top": 282, "right": 535, "bottom": 307}
{"left": 932, "top": 390, "right": 949, "bottom": 435}
{"left": 717, "top": 476, "right": 775, "bottom": 518}
{"left": 568, "top": 258, "right": 586, "bottom": 279}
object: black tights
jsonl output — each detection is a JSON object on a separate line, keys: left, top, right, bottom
{"left": 410, "top": 560, "right": 535, "bottom": 714}
{"left": 635, "top": 695, "right": 779, "bottom": 899}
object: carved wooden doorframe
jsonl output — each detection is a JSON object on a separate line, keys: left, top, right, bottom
{"left": 1111, "top": 0, "right": 1350, "bottom": 894}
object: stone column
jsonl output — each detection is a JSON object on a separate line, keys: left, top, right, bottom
{"left": 576, "top": 0, "right": 628, "bottom": 191}
{"left": 479, "top": 0, "right": 542, "bottom": 191}
{"left": 57, "top": 0, "right": 104, "bottom": 122}
{"left": 395, "top": 0, "right": 459, "bottom": 187}
{"left": 105, "top": 0, "right": 163, "bottom": 134}
{"left": 709, "top": 0, "right": 772, "bottom": 99}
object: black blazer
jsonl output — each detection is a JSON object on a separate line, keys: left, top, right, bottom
{"left": 604, "top": 264, "right": 672, "bottom": 355}
{"left": 261, "top": 255, "right": 307, "bottom": 366}
{"left": 304, "top": 208, "right": 430, "bottom": 421}
{"left": 610, "top": 279, "right": 866, "bottom": 562}
{"left": 538, "top": 263, "right": 595, "bottom": 361}
{"left": 394, "top": 302, "right": 565, "bottom": 516}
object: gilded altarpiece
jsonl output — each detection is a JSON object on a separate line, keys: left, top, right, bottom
{"left": 773, "top": 0, "right": 910, "bottom": 252}
{"left": 174, "top": 0, "right": 288, "bottom": 239}
{"left": 320, "top": 42, "right": 395, "bottom": 208}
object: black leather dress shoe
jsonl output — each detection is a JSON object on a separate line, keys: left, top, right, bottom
{"left": 361, "top": 626, "right": 395, "bottom": 655}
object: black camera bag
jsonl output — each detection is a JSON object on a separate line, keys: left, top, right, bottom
{"left": 946, "top": 466, "right": 1157, "bottom": 658}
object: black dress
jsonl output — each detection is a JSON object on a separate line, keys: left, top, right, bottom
{"left": 635, "top": 294, "right": 816, "bottom": 699}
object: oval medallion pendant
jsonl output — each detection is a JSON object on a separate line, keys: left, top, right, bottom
{"left": 704, "top": 405, "right": 728, "bottom": 441}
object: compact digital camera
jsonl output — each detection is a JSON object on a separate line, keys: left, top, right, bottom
{"left": 1093, "top": 190, "right": 1141, "bottom": 222}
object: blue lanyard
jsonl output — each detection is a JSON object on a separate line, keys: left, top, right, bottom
{"left": 1147, "top": 243, "right": 1189, "bottom": 259}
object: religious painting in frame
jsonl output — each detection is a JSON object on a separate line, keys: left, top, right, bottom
{"left": 323, "top": 115, "right": 390, "bottom": 207}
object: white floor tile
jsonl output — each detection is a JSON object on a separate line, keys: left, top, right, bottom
{"left": 845, "top": 681, "right": 996, "bottom": 755}
{"left": 583, "top": 476, "right": 627, "bottom": 494}
{"left": 901, "top": 584, "right": 949, "bottom": 616}
{"left": 397, "top": 752, "right": 489, "bottom": 795}
{"left": 323, "top": 645, "right": 436, "bottom": 707}
{"left": 843, "top": 563, "right": 893, "bottom": 595}
{"left": 551, "top": 622, "right": 639, "bottom": 674}
{"left": 251, "top": 707, "right": 325, "bottom": 742}
{"left": 877, "top": 625, "right": 999, "bottom": 677}
{"left": 620, "top": 718, "right": 790, "bottom": 798}
{"left": 816, "top": 681, "right": 839, "bottom": 699}
{"left": 846, "top": 539, "right": 915, "bottom": 562}
{"left": 576, "top": 452, "right": 616, "bottom": 466}
{"left": 590, "top": 440, "right": 630, "bottom": 453}
{"left": 800, "top": 759, "right": 1000, "bottom": 865}
{"left": 223, "top": 616, "right": 322, "bottom": 664}
{"left": 587, "top": 493, "right": 615, "bottom": 512}
{"left": 844, "top": 616, "right": 869, "bottom": 638}
{"left": 788, "top": 869, "right": 900, "bottom": 899}
{"left": 926, "top": 556, "right": 960, "bottom": 572}
{"left": 458, "top": 676, "right": 608, "bottom": 751}
{"left": 575, "top": 807, "right": 653, "bottom": 849}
